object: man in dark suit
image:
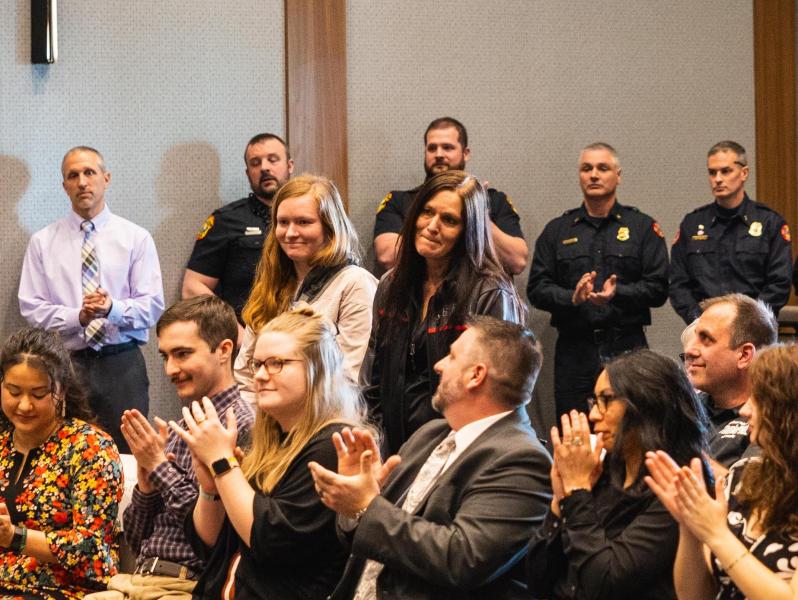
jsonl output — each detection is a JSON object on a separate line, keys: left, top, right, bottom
{"left": 309, "top": 316, "right": 552, "bottom": 599}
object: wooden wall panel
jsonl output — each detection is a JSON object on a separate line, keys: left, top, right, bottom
{"left": 285, "top": 0, "right": 349, "bottom": 205}
{"left": 753, "top": 0, "right": 797, "bottom": 302}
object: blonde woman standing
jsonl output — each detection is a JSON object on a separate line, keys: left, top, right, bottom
{"left": 234, "top": 175, "right": 377, "bottom": 402}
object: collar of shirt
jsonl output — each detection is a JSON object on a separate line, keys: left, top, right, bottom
{"left": 440, "top": 410, "right": 512, "bottom": 474}
{"left": 67, "top": 203, "right": 112, "bottom": 231}
{"left": 574, "top": 200, "right": 624, "bottom": 225}
{"left": 247, "top": 193, "right": 272, "bottom": 220}
{"left": 711, "top": 193, "right": 751, "bottom": 225}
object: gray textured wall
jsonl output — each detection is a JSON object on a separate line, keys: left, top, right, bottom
{"left": 346, "top": 0, "right": 756, "bottom": 431}
{"left": 1, "top": 0, "right": 285, "bottom": 420}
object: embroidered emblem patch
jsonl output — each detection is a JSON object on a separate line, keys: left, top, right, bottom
{"left": 196, "top": 215, "right": 215, "bottom": 240}
{"left": 652, "top": 222, "right": 665, "bottom": 239}
{"left": 672, "top": 229, "right": 680, "bottom": 245}
{"left": 781, "top": 224, "right": 791, "bottom": 242}
{"left": 376, "top": 192, "right": 392, "bottom": 214}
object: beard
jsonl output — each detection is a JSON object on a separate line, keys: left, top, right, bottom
{"left": 424, "top": 157, "right": 467, "bottom": 179}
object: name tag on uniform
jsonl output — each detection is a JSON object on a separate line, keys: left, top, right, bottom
{"left": 691, "top": 235, "right": 708, "bottom": 240}
{"left": 245, "top": 227, "right": 262, "bottom": 236}
{"left": 561, "top": 237, "right": 578, "bottom": 245}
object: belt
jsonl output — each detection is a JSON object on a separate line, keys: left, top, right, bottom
{"left": 72, "top": 340, "right": 139, "bottom": 358}
{"left": 134, "top": 557, "right": 199, "bottom": 580}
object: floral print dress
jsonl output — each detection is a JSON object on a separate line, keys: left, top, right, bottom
{"left": 0, "top": 418, "right": 122, "bottom": 599}
{"left": 713, "top": 457, "right": 798, "bottom": 599}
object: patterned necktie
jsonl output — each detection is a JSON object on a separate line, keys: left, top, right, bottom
{"left": 353, "top": 431, "right": 457, "bottom": 600}
{"left": 81, "top": 220, "right": 105, "bottom": 350}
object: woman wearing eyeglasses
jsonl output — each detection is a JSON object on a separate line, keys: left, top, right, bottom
{"left": 526, "top": 349, "right": 709, "bottom": 600}
{"left": 234, "top": 175, "right": 377, "bottom": 402}
{"left": 171, "top": 307, "right": 369, "bottom": 599}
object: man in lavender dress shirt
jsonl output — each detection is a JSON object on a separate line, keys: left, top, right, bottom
{"left": 18, "top": 146, "right": 165, "bottom": 452}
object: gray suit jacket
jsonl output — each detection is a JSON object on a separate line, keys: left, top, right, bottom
{"left": 330, "top": 408, "right": 552, "bottom": 600}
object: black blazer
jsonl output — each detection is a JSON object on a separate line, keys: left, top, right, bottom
{"left": 330, "top": 409, "right": 552, "bottom": 600}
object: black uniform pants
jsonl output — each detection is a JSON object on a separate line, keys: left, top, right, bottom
{"left": 554, "top": 328, "right": 648, "bottom": 417}
{"left": 72, "top": 343, "right": 149, "bottom": 453}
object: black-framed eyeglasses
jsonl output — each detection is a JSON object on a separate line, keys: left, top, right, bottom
{"left": 586, "top": 392, "right": 618, "bottom": 414}
{"left": 247, "top": 356, "right": 303, "bottom": 376}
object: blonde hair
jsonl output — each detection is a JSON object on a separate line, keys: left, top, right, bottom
{"left": 241, "top": 174, "right": 361, "bottom": 332}
{"left": 241, "top": 307, "right": 368, "bottom": 493}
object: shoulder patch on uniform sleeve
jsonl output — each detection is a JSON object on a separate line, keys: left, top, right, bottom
{"left": 781, "top": 224, "right": 791, "bottom": 242}
{"left": 376, "top": 192, "right": 392, "bottom": 214}
{"left": 671, "top": 228, "right": 680, "bottom": 245}
{"left": 196, "top": 215, "right": 215, "bottom": 240}
{"left": 652, "top": 222, "right": 665, "bottom": 238}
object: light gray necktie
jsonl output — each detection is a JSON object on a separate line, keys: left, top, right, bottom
{"left": 353, "top": 431, "right": 457, "bottom": 600}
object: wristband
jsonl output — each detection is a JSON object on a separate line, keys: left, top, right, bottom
{"left": 8, "top": 525, "right": 27, "bottom": 553}
{"left": 209, "top": 456, "right": 240, "bottom": 478}
{"left": 199, "top": 489, "right": 221, "bottom": 502}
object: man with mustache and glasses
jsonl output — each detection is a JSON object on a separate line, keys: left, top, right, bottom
{"left": 669, "top": 140, "right": 792, "bottom": 324}
{"left": 108, "top": 296, "right": 254, "bottom": 599}
{"left": 183, "top": 133, "right": 294, "bottom": 340}
{"left": 373, "top": 117, "right": 528, "bottom": 274}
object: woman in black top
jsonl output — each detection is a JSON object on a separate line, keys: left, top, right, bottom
{"left": 172, "top": 307, "right": 369, "bottom": 600}
{"left": 526, "top": 349, "right": 708, "bottom": 600}
{"left": 361, "top": 170, "right": 526, "bottom": 454}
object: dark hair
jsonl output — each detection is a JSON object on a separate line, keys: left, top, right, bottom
{"left": 424, "top": 117, "right": 468, "bottom": 149}
{"left": 245, "top": 133, "right": 291, "bottom": 161}
{"left": 157, "top": 295, "right": 238, "bottom": 352}
{"left": 0, "top": 327, "right": 93, "bottom": 425}
{"left": 699, "top": 293, "right": 777, "bottom": 349}
{"left": 379, "top": 170, "right": 524, "bottom": 339}
{"left": 707, "top": 140, "right": 747, "bottom": 166}
{"left": 738, "top": 344, "right": 798, "bottom": 536}
{"left": 602, "top": 349, "right": 709, "bottom": 491}
{"left": 469, "top": 316, "right": 540, "bottom": 408}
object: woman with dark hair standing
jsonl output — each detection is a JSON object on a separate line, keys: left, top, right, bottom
{"left": 526, "top": 349, "right": 708, "bottom": 600}
{"left": 361, "top": 170, "right": 526, "bottom": 453}
{"left": 646, "top": 344, "right": 798, "bottom": 600}
{"left": 0, "top": 327, "right": 122, "bottom": 600}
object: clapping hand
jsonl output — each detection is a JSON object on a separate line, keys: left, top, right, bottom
{"left": 550, "top": 410, "right": 603, "bottom": 498}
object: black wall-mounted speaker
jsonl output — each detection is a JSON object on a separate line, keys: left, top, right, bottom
{"left": 31, "top": 0, "right": 58, "bottom": 64}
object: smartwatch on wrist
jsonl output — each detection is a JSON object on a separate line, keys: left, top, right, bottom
{"left": 209, "top": 456, "right": 240, "bottom": 478}
{"left": 8, "top": 525, "right": 27, "bottom": 553}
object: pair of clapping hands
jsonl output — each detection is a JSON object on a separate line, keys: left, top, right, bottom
{"left": 309, "top": 428, "right": 402, "bottom": 519}
{"left": 572, "top": 271, "right": 617, "bottom": 306}
{"left": 644, "top": 451, "right": 728, "bottom": 545}
{"left": 121, "top": 398, "right": 242, "bottom": 496}
{"left": 548, "top": 411, "right": 604, "bottom": 515}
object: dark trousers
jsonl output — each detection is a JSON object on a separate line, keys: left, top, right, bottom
{"left": 554, "top": 328, "right": 648, "bottom": 417}
{"left": 71, "top": 345, "right": 149, "bottom": 453}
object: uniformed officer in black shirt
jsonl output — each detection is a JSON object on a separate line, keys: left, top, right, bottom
{"left": 182, "top": 133, "right": 294, "bottom": 334}
{"left": 527, "top": 143, "right": 668, "bottom": 417}
{"left": 373, "top": 116, "right": 528, "bottom": 274}
{"left": 669, "top": 140, "right": 792, "bottom": 324}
